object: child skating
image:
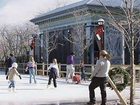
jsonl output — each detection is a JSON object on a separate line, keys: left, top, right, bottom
{"left": 6, "top": 62, "right": 22, "bottom": 92}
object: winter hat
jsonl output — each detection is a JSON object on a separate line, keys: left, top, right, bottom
{"left": 12, "top": 62, "right": 18, "bottom": 68}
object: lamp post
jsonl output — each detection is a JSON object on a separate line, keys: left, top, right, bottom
{"left": 30, "top": 34, "right": 37, "bottom": 59}
{"left": 85, "top": 18, "right": 105, "bottom": 64}
{"left": 95, "top": 18, "right": 105, "bottom": 50}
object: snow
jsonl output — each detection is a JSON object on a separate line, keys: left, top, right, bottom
{"left": 0, "top": 72, "right": 140, "bottom": 105}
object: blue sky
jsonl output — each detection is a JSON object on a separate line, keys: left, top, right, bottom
{"left": 0, "top": 0, "right": 7, "bottom": 8}
{"left": 0, "top": 0, "right": 80, "bottom": 26}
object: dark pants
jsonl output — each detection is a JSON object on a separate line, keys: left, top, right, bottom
{"left": 5, "top": 68, "right": 9, "bottom": 75}
{"left": 89, "top": 77, "right": 107, "bottom": 105}
{"left": 48, "top": 68, "right": 57, "bottom": 87}
{"left": 81, "top": 72, "right": 86, "bottom": 80}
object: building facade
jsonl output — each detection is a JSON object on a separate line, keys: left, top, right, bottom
{"left": 31, "top": 0, "right": 137, "bottom": 64}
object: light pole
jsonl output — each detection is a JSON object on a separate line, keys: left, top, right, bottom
{"left": 85, "top": 18, "right": 105, "bottom": 64}
{"left": 30, "top": 34, "right": 37, "bottom": 59}
{"left": 95, "top": 18, "right": 105, "bottom": 50}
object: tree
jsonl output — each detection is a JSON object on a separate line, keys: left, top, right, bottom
{"left": 72, "top": 10, "right": 88, "bottom": 61}
{"left": 63, "top": 9, "right": 92, "bottom": 63}
{"left": 38, "top": 29, "right": 63, "bottom": 64}
{"left": 97, "top": 0, "right": 140, "bottom": 104}
{"left": 0, "top": 23, "right": 39, "bottom": 62}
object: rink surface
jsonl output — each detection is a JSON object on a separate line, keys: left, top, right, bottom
{"left": 0, "top": 72, "right": 140, "bottom": 105}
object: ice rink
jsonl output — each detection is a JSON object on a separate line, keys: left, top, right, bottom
{"left": 0, "top": 71, "right": 140, "bottom": 105}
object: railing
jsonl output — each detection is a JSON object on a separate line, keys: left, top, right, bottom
{"left": 17, "top": 63, "right": 140, "bottom": 82}
{"left": 17, "top": 63, "right": 93, "bottom": 78}
{"left": 1, "top": 63, "right": 140, "bottom": 82}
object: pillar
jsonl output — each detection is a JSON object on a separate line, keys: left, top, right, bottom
{"left": 86, "top": 22, "right": 94, "bottom": 64}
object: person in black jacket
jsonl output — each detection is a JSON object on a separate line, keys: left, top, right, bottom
{"left": 5, "top": 54, "right": 16, "bottom": 75}
{"left": 4, "top": 56, "right": 10, "bottom": 75}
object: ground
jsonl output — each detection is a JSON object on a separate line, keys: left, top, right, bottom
{"left": 0, "top": 71, "right": 140, "bottom": 105}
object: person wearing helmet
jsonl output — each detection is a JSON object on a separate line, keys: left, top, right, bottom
{"left": 6, "top": 62, "right": 22, "bottom": 92}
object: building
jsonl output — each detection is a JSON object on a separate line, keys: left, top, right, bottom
{"left": 30, "top": 0, "right": 139, "bottom": 64}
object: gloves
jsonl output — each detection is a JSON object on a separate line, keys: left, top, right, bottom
{"left": 18, "top": 75, "right": 22, "bottom": 79}
{"left": 6, "top": 76, "right": 8, "bottom": 80}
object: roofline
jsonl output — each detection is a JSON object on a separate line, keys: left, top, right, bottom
{"left": 30, "top": 5, "right": 88, "bottom": 23}
{"left": 30, "top": 0, "right": 122, "bottom": 24}
{"left": 30, "top": 0, "right": 91, "bottom": 23}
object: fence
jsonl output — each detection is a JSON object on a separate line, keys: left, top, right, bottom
{"left": 17, "top": 63, "right": 93, "bottom": 79}
{"left": 1, "top": 63, "right": 140, "bottom": 82}
{"left": 17, "top": 63, "right": 140, "bottom": 82}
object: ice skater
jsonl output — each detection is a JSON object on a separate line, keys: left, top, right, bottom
{"left": 6, "top": 62, "right": 22, "bottom": 92}
{"left": 66, "top": 52, "right": 75, "bottom": 83}
{"left": 25, "top": 56, "right": 37, "bottom": 84}
{"left": 47, "top": 58, "right": 59, "bottom": 88}
{"left": 79, "top": 60, "right": 86, "bottom": 82}
{"left": 87, "top": 50, "right": 111, "bottom": 105}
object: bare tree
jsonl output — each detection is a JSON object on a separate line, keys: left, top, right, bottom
{"left": 63, "top": 9, "right": 92, "bottom": 62}
{"left": 0, "top": 23, "right": 39, "bottom": 61}
{"left": 97, "top": 0, "right": 140, "bottom": 104}
{"left": 38, "top": 29, "right": 63, "bottom": 64}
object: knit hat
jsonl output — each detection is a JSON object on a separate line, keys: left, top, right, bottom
{"left": 12, "top": 62, "right": 18, "bottom": 68}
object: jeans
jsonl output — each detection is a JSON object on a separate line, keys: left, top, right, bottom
{"left": 89, "top": 77, "right": 107, "bottom": 105}
{"left": 29, "top": 68, "right": 37, "bottom": 84}
{"left": 9, "top": 80, "right": 15, "bottom": 88}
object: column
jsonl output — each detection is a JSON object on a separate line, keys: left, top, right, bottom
{"left": 86, "top": 22, "right": 94, "bottom": 64}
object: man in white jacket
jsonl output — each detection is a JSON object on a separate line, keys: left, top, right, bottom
{"left": 87, "top": 50, "right": 111, "bottom": 105}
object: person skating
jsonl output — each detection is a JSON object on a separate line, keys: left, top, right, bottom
{"left": 6, "top": 62, "right": 22, "bottom": 92}
{"left": 66, "top": 52, "right": 75, "bottom": 83}
{"left": 25, "top": 56, "right": 37, "bottom": 84}
{"left": 47, "top": 58, "right": 59, "bottom": 88}
{"left": 5, "top": 53, "right": 16, "bottom": 75}
{"left": 79, "top": 60, "right": 86, "bottom": 82}
{"left": 87, "top": 50, "right": 111, "bottom": 105}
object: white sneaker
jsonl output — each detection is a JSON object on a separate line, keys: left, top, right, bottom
{"left": 12, "top": 88, "right": 16, "bottom": 92}
{"left": 47, "top": 85, "right": 50, "bottom": 88}
{"left": 8, "top": 88, "right": 11, "bottom": 92}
